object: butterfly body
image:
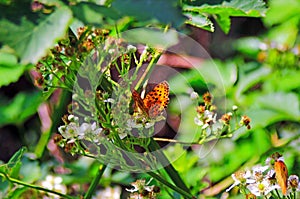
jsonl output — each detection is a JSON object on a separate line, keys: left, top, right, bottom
{"left": 132, "top": 81, "right": 169, "bottom": 119}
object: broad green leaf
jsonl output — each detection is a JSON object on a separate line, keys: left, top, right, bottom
{"left": 235, "top": 66, "right": 271, "bottom": 99}
{"left": 183, "top": 0, "right": 266, "bottom": 33}
{"left": 246, "top": 109, "right": 292, "bottom": 129}
{"left": 263, "top": 0, "right": 300, "bottom": 27}
{"left": 256, "top": 92, "right": 300, "bottom": 120}
{"left": 0, "top": 91, "right": 42, "bottom": 126}
{"left": 0, "top": 52, "right": 27, "bottom": 87}
{"left": 214, "top": 14, "right": 231, "bottom": 33}
{"left": 111, "top": 0, "right": 185, "bottom": 28}
{"left": 0, "top": 6, "right": 72, "bottom": 64}
{"left": 266, "top": 17, "right": 299, "bottom": 47}
{"left": 234, "top": 37, "right": 262, "bottom": 58}
{"left": 195, "top": 60, "right": 238, "bottom": 92}
{"left": 184, "top": 12, "right": 214, "bottom": 32}
{"left": 71, "top": 2, "right": 120, "bottom": 26}
{"left": 121, "top": 28, "right": 179, "bottom": 49}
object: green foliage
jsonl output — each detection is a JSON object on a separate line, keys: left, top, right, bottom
{"left": 0, "top": 91, "right": 42, "bottom": 126}
{"left": 183, "top": 0, "right": 266, "bottom": 33}
{"left": 0, "top": 0, "right": 299, "bottom": 198}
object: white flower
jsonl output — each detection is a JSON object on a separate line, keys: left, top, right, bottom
{"left": 127, "top": 44, "right": 137, "bottom": 53}
{"left": 59, "top": 122, "right": 79, "bottom": 139}
{"left": 232, "top": 105, "right": 238, "bottom": 111}
{"left": 190, "top": 91, "right": 199, "bottom": 100}
{"left": 288, "top": 175, "right": 300, "bottom": 192}
{"left": 247, "top": 178, "right": 279, "bottom": 196}
{"left": 226, "top": 170, "right": 254, "bottom": 192}
{"left": 104, "top": 98, "right": 115, "bottom": 103}
{"left": 93, "top": 186, "right": 121, "bottom": 199}
{"left": 40, "top": 175, "right": 67, "bottom": 199}
{"left": 126, "top": 119, "right": 143, "bottom": 129}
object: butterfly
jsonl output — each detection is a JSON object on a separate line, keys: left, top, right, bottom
{"left": 274, "top": 159, "right": 288, "bottom": 195}
{"left": 132, "top": 81, "right": 169, "bottom": 119}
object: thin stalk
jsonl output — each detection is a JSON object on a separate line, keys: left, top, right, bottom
{"left": 148, "top": 172, "right": 194, "bottom": 199}
{"left": 275, "top": 189, "right": 282, "bottom": 199}
{"left": 148, "top": 139, "right": 191, "bottom": 196}
{"left": 0, "top": 172, "right": 74, "bottom": 199}
{"left": 135, "top": 50, "right": 162, "bottom": 90}
{"left": 84, "top": 164, "right": 107, "bottom": 199}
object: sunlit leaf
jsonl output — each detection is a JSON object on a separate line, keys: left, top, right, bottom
{"left": 263, "top": 0, "right": 300, "bottom": 26}
{"left": 183, "top": 0, "right": 266, "bottom": 33}
{"left": 0, "top": 6, "right": 72, "bottom": 64}
{"left": 0, "top": 52, "right": 28, "bottom": 87}
{"left": 71, "top": 2, "right": 120, "bottom": 26}
{"left": 0, "top": 92, "right": 42, "bottom": 126}
{"left": 121, "top": 28, "right": 179, "bottom": 49}
{"left": 184, "top": 12, "right": 214, "bottom": 32}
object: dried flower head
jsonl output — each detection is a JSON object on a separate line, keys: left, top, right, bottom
{"left": 203, "top": 92, "right": 212, "bottom": 105}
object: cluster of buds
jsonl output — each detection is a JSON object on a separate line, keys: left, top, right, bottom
{"left": 227, "top": 152, "right": 299, "bottom": 198}
{"left": 193, "top": 92, "right": 251, "bottom": 138}
{"left": 33, "top": 26, "right": 109, "bottom": 90}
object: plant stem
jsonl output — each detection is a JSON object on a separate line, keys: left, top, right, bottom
{"left": 148, "top": 172, "right": 194, "bottom": 199}
{"left": 275, "top": 189, "right": 282, "bottom": 199}
{"left": 0, "top": 172, "right": 74, "bottom": 199}
{"left": 84, "top": 164, "right": 107, "bottom": 199}
{"left": 148, "top": 139, "right": 192, "bottom": 196}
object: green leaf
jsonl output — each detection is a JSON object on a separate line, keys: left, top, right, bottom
{"left": 235, "top": 66, "right": 271, "bottom": 99}
{"left": 0, "top": 52, "right": 27, "bottom": 87}
{"left": 256, "top": 92, "right": 300, "bottom": 120}
{"left": 214, "top": 14, "right": 231, "bottom": 34}
{"left": 183, "top": 0, "right": 266, "bottom": 33}
{"left": 234, "top": 37, "right": 262, "bottom": 58}
{"left": 0, "top": 91, "right": 43, "bottom": 126}
{"left": 263, "top": 0, "right": 300, "bottom": 27}
{"left": 266, "top": 17, "right": 299, "bottom": 47}
{"left": 184, "top": 12, "right": 214, "bottom": 32}
{"left": 71, "top": 2, "right": 120, "bottom": 26}
{"left": 7, "top": 147, "right": 27, "bottom": 169}
{"left": 111, "top": 0, "right": 185, "bottom": 28}
{"left": 0, "top": 6, "right": 72, "bottom": 64}
{"left": 121, "top": 28, "right": 179, "bottom": 49}
{"left": 195, "top": 60, "right": 238, "bottom": 92}
{"left": 7, "top": 147, "right": 27, "bottom": 178}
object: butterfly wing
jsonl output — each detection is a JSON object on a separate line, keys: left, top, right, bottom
{"left": 132, "top": 89, "right": 148, "bottom": 116}
{"left": 274, "top": 160, "right": 288, "bottom": 195}
{"left": 143, "top": 81, "right": 169, "bottom": 118}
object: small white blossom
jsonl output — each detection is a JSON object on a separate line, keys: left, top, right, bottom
{"left": 93, "top": 186, "right": 121, "bottom": 199}
{"left": 226, "top": 170, "right": 254, "bottom": 192}
{"left": 247, "top": 178, "right": 279, "bottom": 196}
{"left": 232, "top": 105, "right": 238, "bottom": 111}
{"left": 190, "top": 91, "right": 199, "bottom": 100}
{"left": 127, "top": 44, "right": 137, "bottom": 53}
{"left": 104, "top": 98, "right": 115, "bottom": 103}
{"left": 40, "top": 175, "right": 67, "bottom": 199}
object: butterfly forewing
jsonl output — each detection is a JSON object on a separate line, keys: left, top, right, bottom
{"left": 274, "top": 160, "right": 288, "bottom": 195}
{"left": 143, "top": 81, "right": 169, "bottom": 118}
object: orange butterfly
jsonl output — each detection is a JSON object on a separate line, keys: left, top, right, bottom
{"left": 132, "top": 81, "right": 169, "bottom": 119}
{"left": 274, "top": 159, "right": 288, "bottom": 195}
